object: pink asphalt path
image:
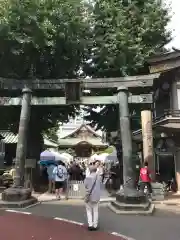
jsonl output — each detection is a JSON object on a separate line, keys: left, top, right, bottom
{"left": 0, "top": 212, "right": 127, "bottom": 240}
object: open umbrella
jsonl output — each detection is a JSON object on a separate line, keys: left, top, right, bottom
{"left": 40, "top": 150, "right": 55, "bottom": 160}
{"left": 59, "top": 152, "right": 73, "bottom": 164}
{"left": 50, "top": 151, "right": 67, "bottom": 162}
{"left": 105, "top": 147, "right": 117, "bottom": 163}
{"left": 96, "top": 153, "right": 109, "bottom": 163}
{"left": 39, "top": 150, "right": 56, "bottom": 165}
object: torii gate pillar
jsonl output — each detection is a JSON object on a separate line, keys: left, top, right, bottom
{"left": 2, "top": 88, "right": 37, "bottom": 206}
{"left": 109, "top": 87, "right": 154, "bottom": 215}
{"left": 117, "top": 86, "right": 135, "bottom": 194}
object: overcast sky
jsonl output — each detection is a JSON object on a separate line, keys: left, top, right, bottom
{"left": 165, "top": 0, "right": 180, "bottom": 49}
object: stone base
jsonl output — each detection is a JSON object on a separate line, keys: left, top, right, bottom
{"left": 0, "top": 197, "right": 38, "bottom": 209}
{"left": 116, "top": 192, "right": 148, "bottom": 204}
{"left": 1, "top": 187, "right": 31, "bottom": 202}
{"left": 1, "top": 186, "right": 38, "bottom": 208}
{"left": 108, "top": 191, "right": 155, "bottom": 215}
{"left": 108, "top": 201, "right": 155, "bottom": 215}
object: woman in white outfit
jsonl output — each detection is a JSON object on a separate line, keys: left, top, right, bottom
{"left": 84, "top": 165, "right": 101, "bottom": 231}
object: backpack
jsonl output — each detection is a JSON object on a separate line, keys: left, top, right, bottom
{"left": 56, "top": 166, "right": 64, "bottom": 179}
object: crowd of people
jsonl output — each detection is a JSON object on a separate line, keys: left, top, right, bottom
{"left": 44, "top": 159, "right": 106, "bottom": 196}
{"left": 2, "top": 156, "right": 161, "bottom": 231}
{"left": 2, "top": 154, "right": 155, "bottom": 231}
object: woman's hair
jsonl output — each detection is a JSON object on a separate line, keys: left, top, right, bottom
{"left": 57, "top": 160, "right": 65, "bottom": 166}
{"left": 144, "top": 162, "right": 148, "bottom": 167}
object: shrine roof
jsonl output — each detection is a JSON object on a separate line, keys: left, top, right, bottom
{"left": 147, "top": 51, "right": 180, "bottom": 64}
{"left": 146, "top": 51, "right": 180, "bottom": 74}
{"left": 0, "top": 131, "right": 18, "bottom": 143}
{"left": 0, "top": 130, "right": 58, "bottom": 147}
{"left": 58, "top": 137, "right": 107, "bottom": 147}
{"left": 60, "top": 123, "right": 101, "bottom": 139}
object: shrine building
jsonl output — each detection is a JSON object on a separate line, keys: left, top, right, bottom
{"left": 58, "top": 123, "right": 108, "bottom": 158}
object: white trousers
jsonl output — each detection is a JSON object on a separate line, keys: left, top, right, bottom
{"left": 85, "top": 202, "right": 99, "bottom": 228}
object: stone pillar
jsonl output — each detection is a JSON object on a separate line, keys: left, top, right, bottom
{"left": 117, "top": 87, "right": 136, "bottom": 196}
{"left": 141, "top": 110, "right": 155, "bottom": 180}
{"left": 175, "top": 151, "right": 180, "bottom": 193}
{"left": 109, "top": 87, "right": 152, "bottom": 215}
{"left": 14, "top": 88, "right": 32, "bottom": 186}
{"left": 1, "top": 88, "right": 36, "bottom": 204}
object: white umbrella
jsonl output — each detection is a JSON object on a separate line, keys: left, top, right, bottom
{"left": 49, "top": 150, "right": 67, "bottom": 163}
{"left": 95, "top": 153, "right": 109, "bottom": 163}
{"left": 60, "top": 152, "right": 73, "bottom": 162}
{"left": 105, "top": 147, "right": 117, "bottom": 163}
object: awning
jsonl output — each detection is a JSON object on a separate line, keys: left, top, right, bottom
{"left": 0, "top": 130, "right": 58, "bottom": 146}
{"left": 0, "top": 131, "right": 18, "bottom": 144}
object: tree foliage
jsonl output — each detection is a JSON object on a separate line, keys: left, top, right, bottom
{"left": 84, "top": 0, "right": 171, "bottom": 131}
{"left": 44, "top": 125, "right": 59, "bottom": 142}
{"left": 0, "top": 0, "right": 91, "bottom": 133}
{"left": 0, "top": 0, "right": 172, "bottom": 135}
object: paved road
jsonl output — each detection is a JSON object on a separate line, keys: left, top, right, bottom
{"left": 0, "top": 211, "right": 125, "bottom": 240}
{"left": 19, "top": 202, "right": 180, "bottom": 240}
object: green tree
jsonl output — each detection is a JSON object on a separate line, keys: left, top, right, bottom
{"left": 0, "top": 0, "right": 91, "bottom": 158}
{"left": 44, "top": 125, "right": 59, "bottom": 142}
{"left": 84, "top": 0, "right": 171, "bottom": 131}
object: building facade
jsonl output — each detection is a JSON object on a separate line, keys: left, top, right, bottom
{"left": 58, "top": 123, "right": 107, "bottom": 158}
{"left": 0, "top": 130, "right": 58, "bottom": 167}
{"left": 134, "top": 51, "right": 180, "bottom": 192}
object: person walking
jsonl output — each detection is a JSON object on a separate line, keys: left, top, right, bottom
{"left": 84, "top": 165, "right": 101, "bottom": 231}
{"left": 139, "top": 161, "right": 152, "bottom": 195}
{"left": 47, "top": 163, "right": 56, "bottom": 193}
{"left": 52, "top": 160, "right": 67, "bottom": 200}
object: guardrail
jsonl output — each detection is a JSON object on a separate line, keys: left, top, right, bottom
{"left": 66, "top": 180, "right": 85, "bottom": 199}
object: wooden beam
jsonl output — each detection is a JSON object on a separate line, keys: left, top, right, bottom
{"left": 0, "top": 73, "right": 160, "bottom": 90}
{"left": 0, "top": 94, "right": 152, "bottom": 106}
{"left": 147, "top": 52, "right": 180, "bottom": 73}
{"left": 149, "top": 60, "right": 180, "bottom": 73}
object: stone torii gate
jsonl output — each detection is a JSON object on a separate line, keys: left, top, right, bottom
{"left": 1, "top": 73, "right": 159, "bottom": 212}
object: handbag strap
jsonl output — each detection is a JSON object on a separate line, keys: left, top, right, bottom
{"left": 88, "top": 174, "right": 98, "bottom": 197}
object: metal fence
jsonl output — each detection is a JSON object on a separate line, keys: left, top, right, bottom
{"left": 66, "top": 180, "right": 85, "bottom": 199}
